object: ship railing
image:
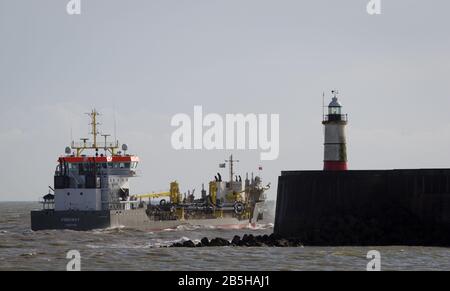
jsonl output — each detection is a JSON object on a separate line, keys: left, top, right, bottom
{"left": 103, "top": 202, "right": 125, "bottom": 211}
{"left": 118, "top": 200, "right": 141, "bottom": 205}
{"left": 98, "top": 168, "right": 140, "bottom": 177}
{"left": 103, "top": 200, "right": 143, "bottom": 211}
{"left": 71, "top": 141, "right": 119, "bottom": 149}
{"left": 39, "top": 199, "right": 55, "bottom": 210}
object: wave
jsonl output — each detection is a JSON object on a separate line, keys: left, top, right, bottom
{"left": 85, "top": 236, "right": 196, "bottom": 249}
{"left": 91, "top": 226, "right": 153, "bottom": 235}
{"left": 247, "top": 223, "right": 274, "bottom": 230}
{"left": 91, "top": 225, "right": 127, "bottom": 234}
{"left": 162, "top": 224, "right": 202, "bottom": 232}
{"left": 161, "top": 222, "right": 274, "bottom": 232}
{"left": 86, "top": 243, "right": 153, "bottom": 249}
{"left": 20, "top": 252, "right": 37, "bottom": 257}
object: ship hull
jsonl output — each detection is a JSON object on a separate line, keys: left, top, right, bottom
{"left": 30, "top": 208, "right": 255, "bottom": 231}
{"left": 31, "top": 210, "right": 111, "bottom": 231}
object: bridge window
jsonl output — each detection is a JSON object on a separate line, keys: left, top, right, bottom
{"left": 78, "top": 163, "right": 87, "bottom": 174}
{"left": 69, "top": 163, "right": 78, "bottom": 171}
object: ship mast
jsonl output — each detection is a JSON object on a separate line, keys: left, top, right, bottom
{"left": 225, "top": 155, "right": 239, "bottom": 183}
{"left": 71, "top": 109, "right": 119, "bottom": 156}
{"left": 89, "top": 109, "right": 100, "bottom": 148}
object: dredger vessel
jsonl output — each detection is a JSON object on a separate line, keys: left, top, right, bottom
{"left": 31, "top": 110, "right": 268, "bottom": 231}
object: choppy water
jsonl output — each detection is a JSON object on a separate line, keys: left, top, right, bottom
{"left": 0, "top": 202, "right": 449, "bottom": 271}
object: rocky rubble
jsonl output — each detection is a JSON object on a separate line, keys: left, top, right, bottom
{"left": 169, "top": 234, "right": 303, "bottom": 248}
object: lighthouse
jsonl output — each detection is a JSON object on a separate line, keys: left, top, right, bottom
{"left": 322, "top": 90, "right": 348, "bottom": 171}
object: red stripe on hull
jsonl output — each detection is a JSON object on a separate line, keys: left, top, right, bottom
{"left": 323, "top": 161, "right": 348, "bottom": 171}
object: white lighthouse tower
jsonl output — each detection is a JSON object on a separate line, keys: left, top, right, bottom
{"left": 322, "top": 90, "right": 348, "bottom": 171}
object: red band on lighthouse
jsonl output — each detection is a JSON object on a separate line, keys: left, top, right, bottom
{"left": 323, "top": 161, "right": 348, "bottom": 171}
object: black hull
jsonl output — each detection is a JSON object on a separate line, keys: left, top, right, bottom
{"left": 31, "top": 210, "right": 111, "bottom": 231}
{"left": 30, "top": 208, "right": 257, "bottom": 231}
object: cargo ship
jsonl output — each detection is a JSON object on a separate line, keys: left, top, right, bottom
{"left": 31, "top": 110, "right": 269, "bottom": 231}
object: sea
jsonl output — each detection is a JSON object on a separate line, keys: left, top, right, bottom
{"left": 0, "top": 202, "right": 449, "bottom": 271}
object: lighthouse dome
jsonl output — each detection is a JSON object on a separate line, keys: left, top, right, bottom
{"left": 329, "top": 97, "right": 342, "bottom": 107}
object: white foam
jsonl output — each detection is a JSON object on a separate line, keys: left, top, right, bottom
{"left": 247, "top": 223, "right": 274, "bottom": 230}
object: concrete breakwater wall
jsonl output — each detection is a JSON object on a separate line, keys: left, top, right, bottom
{"left": 274, "top": 169, "right": 450, "bottom": 246}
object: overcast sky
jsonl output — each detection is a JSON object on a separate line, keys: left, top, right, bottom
{"left": 1, "top": 0, "right": 450, "bottom": 201}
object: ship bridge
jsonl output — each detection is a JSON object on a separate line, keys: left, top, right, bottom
{"left": 51, "top": 109, "right": 140, "bottom": 212}
{"left": 57, "top": 155, "right": 139, "bottom": 176}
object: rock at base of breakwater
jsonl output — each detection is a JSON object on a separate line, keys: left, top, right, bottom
{"left": 169, "top": 233, "right": 303, "bottom": 248}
